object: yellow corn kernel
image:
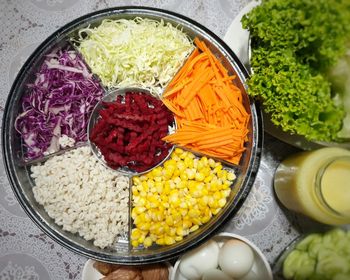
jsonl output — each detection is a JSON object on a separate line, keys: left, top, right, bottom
{"left": 173, "top": 212, "right": 182, "bottom": 222}
{"left": 186, "top": 168, "right": 196, "bottom": 179}
{"left": 171, "top": 153, "right": 180, "bottom": 161}
{"left": 152, "top": 167, "right": 162, "bottom": 177}
{"left": 191, "top": 218, "right": 202, "bottom": 225}
{"left": 138, "top": 235, "right": 145, "bottom": 244}
{"left": 183, "top": 219, "right": 192, "bottom": 229}
{"left": 218, "top": 198, "right": 227, "bottom": 208}
{"left": 141, "top": 181, "right": 149, "bottom": 192}
{"left": 177, "top": 161, "right": 186, "bottom": 172}
{"left": 133, "top": 177, "right": 141, "bottom": 185}
{"left": 164, "top": 159, "right": 176, "bottom": 168}
{"left": 156, "top": 238, "right": 165, "bottom": 245}
{"left": 165, "top": 216, "right": 174, "bottom": 226}
{"left": 204, "top": 174, "right": 214, "bottom": 183}
{"left": 133, "top": 215, "right": 142, "bottom": 225}
{"left": 188, "top": 209, "right": 200, "bottom": 218}
{"left": 208, "top": 199, "right": 218, "bottom": 209}
{"left": 192, "top": 158, "right": 198, "bottom": 169}
{"left": 175, "top": 236, "right": 183, "bottom": 242}
{"left": 179, "top": 151, "right": 188, "bottom": 159}
{"left": 169, "top": 227, "right": 176, "bottom": 237}
{"left": 178, "top": 181, "right": 188, "bottom": 189}
{"left": 131, "top": 240, "right": 139, "bottom": 247}
{"left": 217, "top": 169, "right": 228, "bottom": 181}
{"left": 227, "top": 171, "right": 236, "bottom": 181}
{"left": 169, "top": 198, "right": 180, "bottom": 208}
{"left": 156, "top": 211, "right": 164, "bottom": 222}
{"left": 132, "top": 189, "right": 139, "bottom": 196}
{"left": 155, "top": 182, "right": 163, "bottom": 193}
{"left": 179, "top": 201, "right": 188, "bottom": 209}
{"left": 195, "top": 172, "right": 205, "bottom": 182}
{"left": 197, "top": 161, "right": 204, "bottom": 170}
{"left": 163, "top": 182, "right": 171, "bottom": 195}
{"left": 139, "top": 175, "right": 147, "bottom": 181}
{"left": 155, "top": 225, "right": 164, "bottom": 235}
{"left": 188, "top": 180, "right": 197, "bottom": 191}
{"left": 199, "top": 196, "right": 209, "bottom": 207}
{"left": 216, "top": 164, "right": 224, "bottom": 173}
{"left": 134, "top": 206, "right": 146, "bottom": 215}
{"left": 145, "top": 213, "right": 152, "bottom": 222}
{"left": 209, "top": 179, "right": 219, "bottom": 191}
{"left": 139, "top": 190, "right": 147, "bottom": 197}
{"left": 213, "top": 191, "right": 222, "bottom": 200}
{"left": 189, "top": 225, "right": 199, "bottom": 232}
{"left": 173, "top": 176, "right": 181, "bottom": 185}
{"left": 180, "top": 208, "right": 188, "bottom": 217}
{"left": 163, "top": 224, "right": 171, "bottom": 235}
{"left": 176, "top": 227, "right": 184, "bottom": 236}
{"left": 143, "top": 237, "right": 153, "bottom": 248}
{"left": 202, "top": 167, "right": 211, "bottom": 176}
{"left": 212, "top": 207, "right": 222, "bottom": 215}
{"left": 221, "top": 189, "right": 231, "bottom": 198}
{"left": 162, "top": 202, "right": 170, "bottom": 209}
{"left": 222, "top": 180, "right": 232, "bottom": 189}
{"left": 164, "top": 236, "right": 175, "bottom": 245}
{"left": 131, "top": 228, "right": 142, "bottom": 240}
{"left": 180, "top": 172, "right": 188, "bottom": 181}
{"left": 201, "top": 215, "right": 211, "bottom": 224}
{"left": 173, "top": 169, "right": 181, "bottom": 178}
{"left": 200, "top": 156, "right": 208, "bottom": 166}
{"left": 163, "top": 169, "right": 174, "bottom": 179}
{"left": 184, "top": 157, "right": 194, "bottom": 168}
{"left": 139, "top": 222, "right": 151, "bottom": 231}
{"left": 208, "top": 158, "right": 216, "bottom": 168}
{"left": 154, "top": 176, "right": 162, "bottom": 183}
{"left": 174, "top": 147, "right": 184, "bottom": 155}
{"left": 190, "top": 190, "right": 202, "bottom": 198}
{"left": 202, "top": 188, "right": 209, "bottom": 196}
{"left": 150, "top": 234, "right": 158, "bottom": 242}
{"left": 147, "top": 180, "right": 155, "bottom": 188}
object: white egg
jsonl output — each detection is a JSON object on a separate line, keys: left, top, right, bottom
{"left": 176, "top": 271, "right": 190, "bottom": 280}
{"left": 218, "top": 239, "right": 254, "bottom": 278}
{"left": 179, "top": 240, "right": 220, "bottom": 280}
{"left": 201, "top": 268, "right": 233, "bottom": 280}
{"left": 239, "top": 260, "right": 259, "bottom": 280}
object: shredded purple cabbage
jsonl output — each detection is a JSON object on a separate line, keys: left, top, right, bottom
{"left": 15, "top": 48, "right": 104, "bottom": 160}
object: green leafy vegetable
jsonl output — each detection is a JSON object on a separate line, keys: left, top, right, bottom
{"left": 242, "top": 0, "right": 350, "bottom": 141}
{"left": 328, "top": 50, "right": 350, "bottom": 138}
{"left": 76, "top": 18, "right": 194, "bottom": 96}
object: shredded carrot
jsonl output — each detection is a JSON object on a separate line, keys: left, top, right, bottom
{"left": 162, "top": 38, "right": 250, "bottom": 165}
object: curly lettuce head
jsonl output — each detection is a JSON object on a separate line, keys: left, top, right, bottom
{"left": 242, "top": 0, "right": 350, "bottom": 141}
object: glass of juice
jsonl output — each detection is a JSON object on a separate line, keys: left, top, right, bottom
{"left": 274, "top": 147, "right": 350, "bottom": 225}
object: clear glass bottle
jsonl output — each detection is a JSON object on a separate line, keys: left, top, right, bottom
{"left": 274, "top": 147, "right": 350, "bottom": 225}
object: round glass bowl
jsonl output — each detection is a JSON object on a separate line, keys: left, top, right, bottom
{"left": 2, "top": 7, "right": 262, "bottom": 264}
{"left": 87, "top": 87, "right": 176, "bottom": 175}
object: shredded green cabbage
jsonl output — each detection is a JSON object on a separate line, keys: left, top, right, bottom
{"left": 76, "top": 18, "right": 194, "bottom": 96}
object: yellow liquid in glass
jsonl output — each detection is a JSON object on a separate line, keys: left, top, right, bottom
{"left": 274, "top": 147, "right": 350, "bottom": 225}
{"left": 321, "top": 158, "right": 350, "bottom": 215}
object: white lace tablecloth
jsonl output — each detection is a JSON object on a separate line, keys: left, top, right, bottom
{"left": 0, "top": 0, "right": 328, "bottom": 279}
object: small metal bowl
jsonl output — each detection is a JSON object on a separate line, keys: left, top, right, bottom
{"left": 87, "top": 87, "right": 176, "bottom": 175}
